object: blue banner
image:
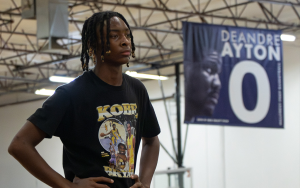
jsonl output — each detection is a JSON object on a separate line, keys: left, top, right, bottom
{"left": 183, "top": 22, "right": 284, "bottom": 128}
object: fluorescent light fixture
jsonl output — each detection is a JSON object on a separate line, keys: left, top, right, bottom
{"left": 281, "top": 34, "right": 296, "bottom": 42}
{"left": 125, "top": 71, "right": 168, "bottom": 80}
{"left": 49, "top": 76, "right": 75, "bottom": 83}
{"left": 35, "top": 89, "right": 55, "bottom": 96}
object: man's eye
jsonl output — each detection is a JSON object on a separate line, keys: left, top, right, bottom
{"left": 203, "top": 62, "right": 219, "bottom": 75}
{"left": 126, "top": 34, "right": 131, "bottom": 38}
{"left": 111, "top": 35, "right": 118, "bottom": 38}
{"left": 205, "top": 68, "right": 212, "bottom": 74}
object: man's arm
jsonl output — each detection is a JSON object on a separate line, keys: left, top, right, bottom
{"left": 102, "top": 130, "right": 111, "bottom": 137}
{"left": 133, "top": 136, "right": 136, "bottom": 150}
{"left": 138, "top": 136, "right": 160, "bottom": 188}
{"left": 8, "top": 121, "right": 74, "bottom": 188}
{"left": 117, "top": 129, "right": 121, "bottom": 138}
{"left": 8, "top": 121, "right": 113, "bottom": 188}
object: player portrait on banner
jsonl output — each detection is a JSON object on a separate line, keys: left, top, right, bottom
{"left": 183, "top": 22, "right": 284, "bottom": 128}
{"left": 184, "top": 24, "right": 224, "bottom": 122}
{"left": 185, "top": 48, "right": 223, "bottom": 121}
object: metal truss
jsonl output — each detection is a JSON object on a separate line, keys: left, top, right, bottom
{"left": 1, "top": 0, "right": 300, "bottom": 100}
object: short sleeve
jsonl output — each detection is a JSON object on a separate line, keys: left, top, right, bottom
{"left": 27, "top": 87, "right": 70, "bottom": 138}
{"left": 141, "top": 90, "right": 161, "bottom": 138}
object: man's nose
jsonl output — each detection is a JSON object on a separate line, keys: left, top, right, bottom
{"left": 212, "top": 74, "right": 221, "bottom": 89}
{"left": 121, "top": 35, "right": 130, "bottom": 46}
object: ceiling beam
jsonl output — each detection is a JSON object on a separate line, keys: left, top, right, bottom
{"left": 70, "top": 0, "right": 300, "bottom": 29}
{"left": 249, "top": 0, "right": 300, "bottom": 7}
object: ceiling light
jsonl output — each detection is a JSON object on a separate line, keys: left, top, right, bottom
{"left": 281, "top": 34, "right": 296, "bottom": 42}
{"left": 49, "top": 76, "right": 75, "bottom": 83}
{"left": 35, "top": 89, "right": 55, "bottom": 96}
{"left": 125, "top": 71, "right": 168, "bottom": 80}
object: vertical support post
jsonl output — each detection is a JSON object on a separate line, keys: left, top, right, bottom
{"left": 175, "top": 64, "right": 182, "bottom": 167}
{"left": 175, "top": 64, "right": 184, "bottom": 188}
{"left": 157, "top": 69, "right": 178, "bottom": 159}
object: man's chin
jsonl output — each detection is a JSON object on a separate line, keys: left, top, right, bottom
{"left": 201, "top": 105, "right": 216, "bottom": 116}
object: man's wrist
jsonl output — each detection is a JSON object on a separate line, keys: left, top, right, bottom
{"left": 140, "top": 180, "right": 150, "bottom": 188}
{"left": 61, "top": 180, "right": 74, "bottom": 188}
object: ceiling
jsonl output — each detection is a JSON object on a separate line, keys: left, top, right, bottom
{"left": 1, "top": 0, "right": 300, "bottom": 107}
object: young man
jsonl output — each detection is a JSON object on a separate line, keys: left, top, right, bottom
{"left": 8, "top": 11, "right": 160, "bottom": 188}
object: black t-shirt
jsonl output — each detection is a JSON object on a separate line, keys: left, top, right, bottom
{"left": 28, "top": 70, "right": 160, "bottom": 188}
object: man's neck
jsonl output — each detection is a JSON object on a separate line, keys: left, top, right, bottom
{"left": 93, "top": 63, "right": 123, "bottom": 86}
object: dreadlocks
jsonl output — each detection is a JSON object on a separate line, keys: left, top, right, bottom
{"left": 80, "top": 11, "right": 136, "bottom": 71}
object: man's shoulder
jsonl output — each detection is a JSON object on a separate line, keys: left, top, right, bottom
{"left": 58, "top": 71, "right": 91, "bottom": 92}
{"left": 123, "top": 73, "right": 146, "bottom": 90}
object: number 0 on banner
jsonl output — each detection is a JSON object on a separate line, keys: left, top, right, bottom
{"left": 229, "top": 61, "right": 271, "bottom": 124}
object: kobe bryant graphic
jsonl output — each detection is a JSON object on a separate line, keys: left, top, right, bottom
{"left": 98, "top": 118, "right": 136, "bottom": 176}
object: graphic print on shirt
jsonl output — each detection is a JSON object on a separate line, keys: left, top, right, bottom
{"left": 97, "top": 103, "right": 137, "bottom": 178}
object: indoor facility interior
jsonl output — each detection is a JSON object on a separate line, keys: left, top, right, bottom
{"left": 1, "top": 0, "right": 300, "bottom": 188}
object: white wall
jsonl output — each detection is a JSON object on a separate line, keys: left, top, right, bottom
{"left": 0, "top": 101, "right": 64, "bottom": 188}
{"left": 1, "top": 42, "right": 300, "bottom": 188}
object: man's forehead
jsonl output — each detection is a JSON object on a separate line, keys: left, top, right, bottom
{"left": 204, "top": 51, "right": 222, "bottom": 63}
{"left": 100, "top": 16, "right": 128, "bottom": 34}
{"left": 109, "top": 16, "right": 128, "bottom": 28}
